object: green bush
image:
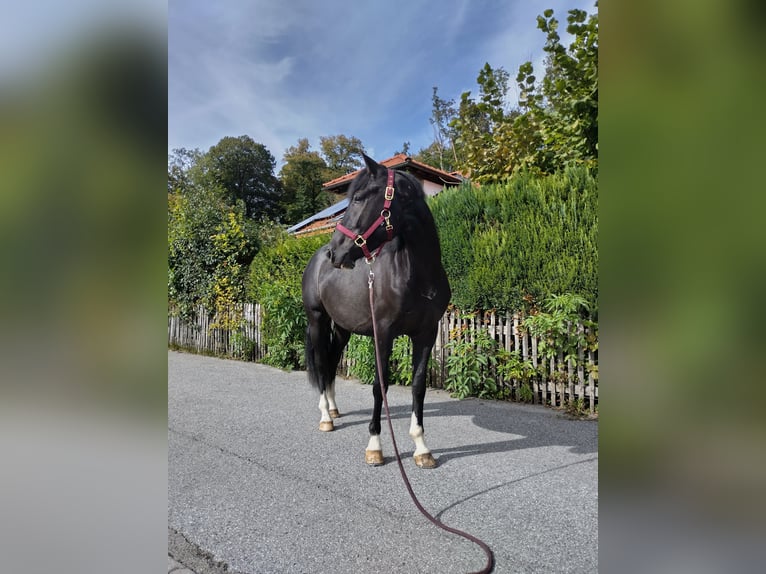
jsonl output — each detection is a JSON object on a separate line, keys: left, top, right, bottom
{"left": 345, "top": 335, "right": 376, "bottom": 384}
{"left": 444, "top": 325, "right": 503, "bottom": 399}
{"left": 428, "top": 166, "right": 597, "bottom": 315}
{"left": 521, "top": 293, "right": 595, "bottom": 364}
{"left": 346, "top": 334, "right": 416, "bottom": 386}
{"left": 248, "top": 230, "right": 330, "bottom": 369}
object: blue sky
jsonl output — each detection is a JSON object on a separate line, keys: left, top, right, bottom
{"left": 169, "top": 0, "right": 595, "bottom": 166}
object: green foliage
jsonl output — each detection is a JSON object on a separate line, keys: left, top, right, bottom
{"left": 390, "top": 336, "right": 415, "bottom": 386}
{"left": 202, "top": 135, "right": 283, "bottom": 220}
{"left": 258, "top": 281, "right": 307, "bottom": 369}
{"left": 521, "top": 293, "right": 598, "bottom": 412}
{"left": 443, "top": 5, "right": 598, "bottom": 180}
{"left": 168, "top": 182, "right": 259, "bottom": 320}
{"left": 522, "top": 293, "right": 597, "bottom": 363}
{"left": 168, "top": 147, "right": 202, "bottom": 194}
{"left": 248, "top": 230, "right": 330, "bottom": 369}
{"left": 168, "top": 136, "right": 283, "bottom": 321}
{"left": 319, "top": 134, "right": 366, "bottom": 180}
{"left": 417, "top": 87, "right": 459, "bottom": 173}
{"left": 536, "top": 7, "right": 598, "bottom": 168}
{"left": 345, "top": 334, "right": 376, "bottom": 384}
{"left": 444, "top": 325, "right": 502, "bottom": 399}
{"left": 428, "top": 166, "right": 598, "bottom": 314}
{"left": 279, "top": 138, "right": 332, "bottom": 225}
{"left": 345, "top": 334, "right": 416, "bottom": 386}
{"left": 496, "top": 349, "right": 537, "bottom": 390}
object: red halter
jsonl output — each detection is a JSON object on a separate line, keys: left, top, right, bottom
{"left": 334, "top": 169, "right": 395, "bottom": 262}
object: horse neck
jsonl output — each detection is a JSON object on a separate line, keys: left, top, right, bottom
{"left": 397, "top": 204, "right": 443, "bottom": 274}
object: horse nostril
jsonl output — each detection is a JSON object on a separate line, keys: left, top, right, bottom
{"left": 327, "top": 248, "right": 334, "bottom": 260}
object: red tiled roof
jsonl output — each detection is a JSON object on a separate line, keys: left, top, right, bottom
{"left": 322, "top": 154, "right": 463, "bottom": 191}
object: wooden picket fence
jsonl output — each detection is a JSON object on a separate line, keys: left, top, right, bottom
{"left": 441, "top": 309, "right": 597, "bottom": 412}
{"left": 168, "top": 303, "right": 266, "bottom": 361}
{"left": 168, "top": 305, "right": 598, "bottom": 411}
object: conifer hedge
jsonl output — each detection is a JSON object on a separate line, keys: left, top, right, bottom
{"left": 428, "top": 166, "right": 597, "bottom": 315}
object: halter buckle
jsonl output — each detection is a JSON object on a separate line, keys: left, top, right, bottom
{"left": 384, "top": 186, "right": 395, "bottom": 201}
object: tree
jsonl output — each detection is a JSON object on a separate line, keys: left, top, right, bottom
{"left": 450, "top": 63, "right": 512, "bottom": 181}
{"left": 168, "top": 182, "right": 258, "bottom": 319}
{"left": 203, "top": 135, "right": 282, "bottom": 220}
{"left": 433, "top": 3, "right": 598, "bottom": 181}
{"left": 319, "top": 134, "right": 365, "bottom": 179}
{"left": 428, "top": 86, "right": 458, "bottom": 172}
{"left": 168, "top": 142, "right": 262, "bottom": 319}
{"left": 536, "top": 6, "right": 598, "bottom": 167}
{"left": 279, "top": 138, "right": 332, "bottom": 224}
{"left": 413, "top": 141, "right": 448, "bottom": 171}
{"left": 168, "top": 147, "right": 202, "bottom": 194}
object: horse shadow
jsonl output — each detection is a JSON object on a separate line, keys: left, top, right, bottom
{"left": 334, "top": 397, "right": 598, "bottom": 466}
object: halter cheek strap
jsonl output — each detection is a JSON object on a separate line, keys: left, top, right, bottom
{"left": 335, "top": 169, "right": 395, "bottom": 262}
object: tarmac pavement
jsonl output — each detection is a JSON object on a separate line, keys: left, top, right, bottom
{"left": 168, "top": 350, "right": 598, "bottom": 573}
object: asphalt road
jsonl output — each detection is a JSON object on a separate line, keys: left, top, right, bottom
{"left": 168, "top": 351, "right": 598, "bottom": 574}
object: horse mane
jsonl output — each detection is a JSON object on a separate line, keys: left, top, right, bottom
{"left": 395, "top": 171, "right": 437, "bottom": 233}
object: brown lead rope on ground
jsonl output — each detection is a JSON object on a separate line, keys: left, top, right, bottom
{"left": 367, "top": 267, "right": 495, "bottom": 574}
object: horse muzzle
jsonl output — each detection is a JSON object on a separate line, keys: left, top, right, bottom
{"left": 327, "top": 247, "right": 355, "bottom": 270}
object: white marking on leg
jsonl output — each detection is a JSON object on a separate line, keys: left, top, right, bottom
{"left": 318, "top": 392, "right": 332, "bottom": 423}
{"left": 409, "top": 412, "right": 430, "bottom": 456}
{"left": 326, "top": 385, "right": 338, "bottom": 413}
{"left": 366, "top": 434, "right": 382, "bottom": 452}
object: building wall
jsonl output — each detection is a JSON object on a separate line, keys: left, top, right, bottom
{"left": 422, "top": 179, "right": 443, "bottom": 196}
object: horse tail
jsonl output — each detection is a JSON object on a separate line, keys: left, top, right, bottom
{"left": 305, "top": 327, "right": 320, "bottom": 389}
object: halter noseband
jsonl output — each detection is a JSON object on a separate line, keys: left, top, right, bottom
{"left": 334, "top": 169, "right": 396, "bottom": 262}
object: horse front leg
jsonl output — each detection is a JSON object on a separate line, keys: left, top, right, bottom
{"left": 366, "top": 334, "right": 393, "bottom": 466}
{"left": 410, "top": 330, "right": 438, "bottom": 468}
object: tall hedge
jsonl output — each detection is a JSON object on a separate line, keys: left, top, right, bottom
{"left": 428, "top": 166, "right": 597, "bottom": 314}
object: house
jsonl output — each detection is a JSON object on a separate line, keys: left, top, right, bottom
{"left": 286, "top": 154, "right": 463, "bottom": 237}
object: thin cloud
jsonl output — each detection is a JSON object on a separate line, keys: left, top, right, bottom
{"left": 168, "top": 0, "right": 595, "bottom": 163}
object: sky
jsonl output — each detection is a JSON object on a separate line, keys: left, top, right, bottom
{"left": 169, "top": 0, "right": 595, "bottom": 167}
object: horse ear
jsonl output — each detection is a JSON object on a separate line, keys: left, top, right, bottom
{"left": 362, "top": 153, "right": 383, "bottom": 177}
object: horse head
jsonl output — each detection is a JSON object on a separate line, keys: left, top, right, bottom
{"left": 328, "top": 154, "right": 407, "bottom": 269}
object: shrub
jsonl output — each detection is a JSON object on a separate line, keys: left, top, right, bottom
{"left": 428, "top": 166, "right": 597, "bottom": 315}
{"left": 444, "top": 324, "right": 501, "bottom": 399}
{"left": 345, "top": 334, "right": 376, "bottom": 384}
{"left": 521, "top": 293, "right": 595, "bottom": 364}
{"left": 248, "top": 230, "right": 330, "bottom": 369}
{"left": 346, "top": 334, "right": 416, "bottom": 386}
{"left": 496, "top": 348, "right": 537, "bottom": 402}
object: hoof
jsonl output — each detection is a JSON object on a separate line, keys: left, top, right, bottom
{"left": 414, "top": 453, "right": 437, "bottom": 469}
{"left": 365, "top": 450, "right": 384, "bottom": 466}
{"left": 329, "top": 409, "right": 340, "bottom": 419}
{"left": 319, "top": 420, "right": 334, "bottom": 432}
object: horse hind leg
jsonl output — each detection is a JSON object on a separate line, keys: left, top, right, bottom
{"left": 306, "top": 313, "right": 337, "bottom": 432}
{"left": 315, "top": 323, "right": 349, "bottom": 431}
{"left": 326, "top": 385, "right": 340, "bottom": 420}
{"left": 326, "top": 324, "right": 349, "bottom": 420}
{"left": 318, "top": 393, "right": 335, "bottom": 432}
{"left": 318, "top": 374, "right": 342, "bottom": 429}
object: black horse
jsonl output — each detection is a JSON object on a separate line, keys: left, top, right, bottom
{"left": 301, "top": 154, "right": 450, "bottom": 468}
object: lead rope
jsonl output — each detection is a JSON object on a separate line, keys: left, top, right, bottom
{"left": 367, "top": 265, "right": 495, "bottom": 574}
